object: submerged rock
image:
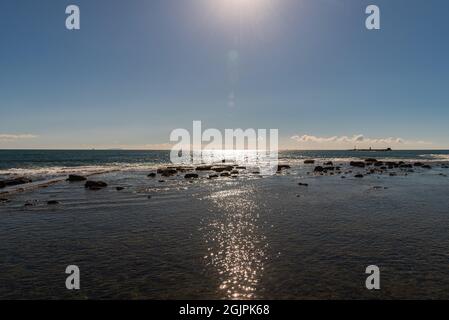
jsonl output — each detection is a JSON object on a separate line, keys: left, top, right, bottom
{"left": 116, "top": 187, "right": 125, "bottom": 191}
{"left": 314, "top": 166, "right": 324, "bottom": 173}
{"left": 66, "top": 175, "right": 87, "bottom": 182}
{"left": 147, "top": 173, "right": 157, "bottom": 178}
{"left": 354, "top": 174, "right": 364, "bottom": 178}
{"left": 85, "top": 181, "right": 108, "bottom": 190}
{"left": 184, "top": 173, "right": 199, "bottom": 179}
{"left": 304, "top": 160, "right": 315, "bottom": 164}
{"left": 220, "top": 172, "right": 231, "bottom": 177}
{"left": 0, "top": 198, "right": 10, "bottom": 203}
{"left": 1, "top": 177, "right": 32, "bottom": 188}
{"left": 47, "top": 200, "right": 60, "bottom": 205}
{"left": 298, "top": 183, "right": 309, "bottom": 187}
{"left": 422, "top": 165, "right": 432, "bottom": 169}
{"left": 24, "top": 200, "right": 38, "bottom": 207}
{"left": 324, "top": 161, "right": 333, "bottom": 166}
{"left": 208, "top": 174, "right": 219, "bottom": 179}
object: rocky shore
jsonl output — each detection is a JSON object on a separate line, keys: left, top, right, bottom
{"left": 1, "top": 158, "right": 448, "bottom": 208}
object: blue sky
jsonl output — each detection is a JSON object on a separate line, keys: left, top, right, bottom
{"left": 1, "top": 0, "right": 448, "bottom": 149}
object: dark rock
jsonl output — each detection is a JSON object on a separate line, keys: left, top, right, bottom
{"left": 220, "top": 172, "right": 231, "bottom": 177}
{"left": 422, "top": 165, "right": 432, "bottom": 169}
{"left": 277, "top": 165, "right": 291, "bottom": 171}
{"left": 399, "top": 164, "right": 413, "bottom": 168}
{"left": 196, "top": 165, "right": 213, "bottom": 171}
{"left": 147, "top": 195, "right": 152, "bottom": 199}
{"left": 185, "top": 173, "right": 199, "bottom": 179}
{"left": 314, "top": 166, "right": 324, "bottom": 172}
{"left": 212, "top": 166, "right": 234, "bottom": 173}
{"left": 236, "top": 166, "right": 246, "bottom": 170}
{"left": 147, "top": 173, "right": 157, "bottom": 178}
{"left": 173, "top": 166, "right": 194, "bottom": 172}
{"left": 158, "top": 180, "right": 165, "bottom": 183}
{"left": 116, "top": 187, "right": 125, "bottom": 191}
{"left": 374, "top": 161, "right": 384, "bottom": 167}
{"left": 324, "top": 161, "right": 333, "bottom": 166}
{"left": 350, "top": 161, "right": 366, "bottom": 168}
{"left": 252, "top": 171, "right": 260, "bottom": 175}
{"left": 66, "top": 175, "right": 87, "bottom": 182}
{"left": 208, "top": 174, "right": 219, "bottom": 179}
{"left": 304, "top": 160, "right": 315, "bottom": 164}
{"left": 0, "top": 181, "right": 6, "bottom": 189}
{"left": 413, "top": 162, "right": 424, "bottom": 167}
{"left": 231, "top": 170, "right": 239, "bottom": 175}
{"left": 389, "top": 172, "right": 397, "bottom": 176}
{"left": 365, "top": 158, "right": 378, "bottom": 163}
{"left": 85, "top": 181, "right": 108, "bottom": 190}
{"left": 47, "top": 200, "right": 60, "bottom": 205}
{"left": 159, "top": 168, "right": 177, "bottom": 177}
{"left": 386, "top": 161, "right": 399, "bottom": 168}
{"left": 354, "top": 174, "right": 364, "bottom": 178}
{"left": 298, "top": 183, "right": 309, "bottom": 187}
{"left": 0, "top": 198, "right": 10, "bottom": 203}
{"left": 323, "top": 167, "right": 335, "bottom": 171}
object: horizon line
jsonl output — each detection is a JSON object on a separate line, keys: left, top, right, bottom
{"left": 1, "top": 148, "right": 449, "bottom": 151}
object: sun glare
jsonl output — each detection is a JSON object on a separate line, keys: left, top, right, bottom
{"left": 212, "top": 0, "right": 273, "bottom": 23}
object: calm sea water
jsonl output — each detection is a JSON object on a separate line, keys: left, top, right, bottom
{"left": 1, "top": 149, "right": 448, "bottom": 172}
{"left": 1, "top": 150, "right": 449, "bottom": 299}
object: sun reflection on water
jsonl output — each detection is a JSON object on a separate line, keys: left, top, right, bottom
{"left": 203, "top": 187, "right": 267, "bottom": 299}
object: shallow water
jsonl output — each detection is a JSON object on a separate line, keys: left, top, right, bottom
{"left": 1, "top": 151, "right": 449, "bottom": 299}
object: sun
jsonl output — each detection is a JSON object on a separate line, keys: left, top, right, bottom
{"left": 207, "top": 0, "right": 274, "bottom": 25}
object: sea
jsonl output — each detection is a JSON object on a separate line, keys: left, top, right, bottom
{"left": 1, "top": 149, "right": 449, "bottom": 299}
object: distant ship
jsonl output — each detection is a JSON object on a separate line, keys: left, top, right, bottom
{"left": 351, "top": 147, "right": 392, "bottom": 152}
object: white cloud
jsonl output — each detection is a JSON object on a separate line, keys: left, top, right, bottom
{"left": 289, "top": 134, "right": 430, "bottom": 149}
{"left": 0, "top": 134, "right": 38, "bottom": 141}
